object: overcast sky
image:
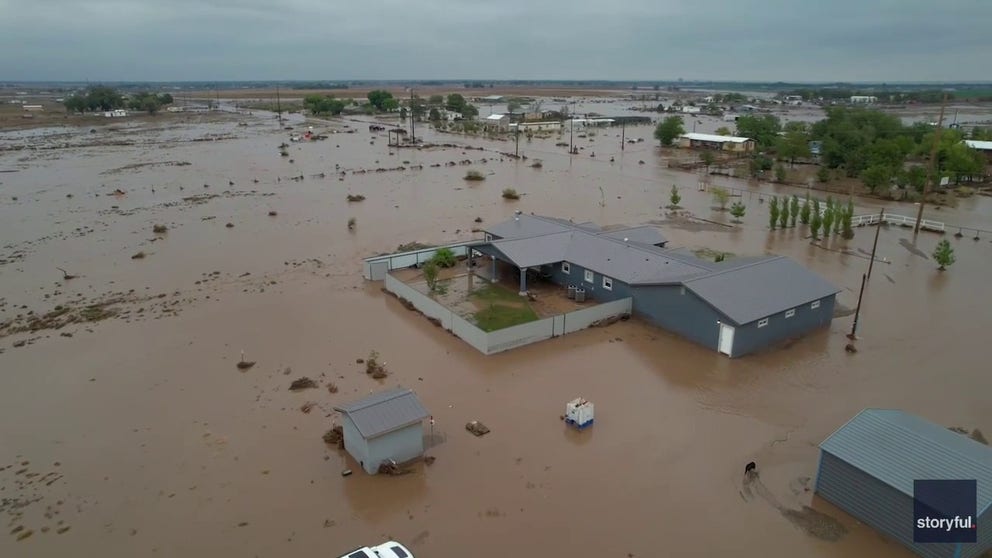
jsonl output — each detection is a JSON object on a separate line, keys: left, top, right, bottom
{"left": 1, "top": 0, "right": 990, "bottom": 82}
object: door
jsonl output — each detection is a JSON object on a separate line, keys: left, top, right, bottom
{"left": 718, "top": 323, "right": 735, "bottom": 356}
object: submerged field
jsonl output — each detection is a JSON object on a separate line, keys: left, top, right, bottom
{"left": 0, "top": 101, "right": 990, "bottom": 558}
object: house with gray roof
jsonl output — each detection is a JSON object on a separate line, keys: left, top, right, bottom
{"left": 333, "top": 387, "right": 429, "bottom": 475}
{"left": 816, "top": 409, "right": 992, "bottom": 558}
{"left": 472, "top": 213, "right": 839, "bottom": 357}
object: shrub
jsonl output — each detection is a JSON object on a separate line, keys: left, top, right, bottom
{"left": 346, "top": 194, "right": 366, "bottom": 202}
{"left": 502, "top": 188, "right": 520, "bottom": 200}
{"left": 464, "top": 170, "right": 485, "bottom": 181}
{"left": 152, "top": 224, "right": 168, "bottom": 234}
{"left": 432, "top": 247, "right": 457, "bottom": 268}
{"left": 347, "top": 217, "right": 356, "bottom": 230}
{"left": 730, "top": 201, "right": 746, "bottom": 223}
{"left": 711, "top": 186, "right": 730, "bottom": 210}
{"left": 816, "top": 166, "right": 831, "bottom": 183}
{"left": 669, "top": 184, "right": 681, "bottom": 208}
{"left": 933, "top": 239, "right": 955, "bottom": 271}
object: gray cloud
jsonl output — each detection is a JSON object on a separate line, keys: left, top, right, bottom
{"left": 0, "top": 0, "right": 989, "bottom": 81}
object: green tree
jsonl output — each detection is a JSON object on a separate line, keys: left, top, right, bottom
{"left": 699, "top": 150, "right": 715, "bottom": 172}
{"left": 423, "top": 260, "right": 440, "bottom": 292}
{"left": 409, "top": 95, "right": 425, "bottom": 120}
{"left": 654, "top": 116, "right": 685, "bottom": 146}
{"left": 777, "top": 121, "right": 812, "bottom": 166}
{"left": 774, "top": 164, "right": 787, "bottom": 183}
{"left": 942, "top": 142, "right": 986, "bottom": 184}
{"left": 446, "top": 93, "right": 467, "bottom": 112}
{"left": 127, "top": 91, "right": 167, "bottom": 114}
{"left": 64, "top": 95, "right": 87, "bottom": 113}
{"left": 902, "top": 166, "right": 928, "bottom": 193}
{"left": 429, "top": 107, "right": 441, "bottom": 122}
{"left": 778, "top": 199, "right": 789, "bottom": 229}
{"left": 506, "top": 98, "right": 523, "bottom": 113}
{"left": 816, "top": 166, "right": 831, "bottom": 183}
{"left": 669, "top": 184, "right": 681, "bottom": 208}
{"left": 735, "top": 114, "right": 781, "bottom": 149}
{"left": 428, "top": 94, "right": 444, "bottom": 106}
{"left": 367, "top": 90, "right": 395, "bottom": 112}
{"left": 789, "top": 195, "right": 800, "bottom": 227}
{"left": 730, "top": 201, "right": 746, "bottom": 223}
{"left": 432, "top": 247, "right": 457, "bottom": 268}
{"left": 800, "top": 194, "right": 811, "bottom": 225}
{"left": 932, "top": 239, "right": 955, "bottom": 271}
{"left": 841, "top": 198, "right": 855, "bottom": 239}
{"left": 303, "top": 94, "right": 345, "bottom": 115}
{"left": 715, "top": 126, "right": 732, "bottom": 136}
{"left": 769, "top": 196, "right": 779, "bottom": 229}
{"left": 711, "top": 186, "right": 730, "bottom": 210}
{"left": 822, "top": 198, "right": 835, "bottom": 237}
{"left": 861, "top": 165, "right": 892, "bottom": 194}
{"left": 399, "top": 107, "right": 407, "bottom": 121}
{"left": 810, "top": 201, "right": 823, "bottom": 240}
{"left": 85, "top": 85, "right": 125, "bottom": 111}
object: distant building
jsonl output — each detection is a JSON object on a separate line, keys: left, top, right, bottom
{"left": 964, "top": 139, "right": 992, "bottom": 162}
{"left": 510, "top": 121, "right": 562, "bottom": 132}
{"left": 103, "top": 109, "right": 127, "bottom": 118}
{"left": 22, "top": 104, "right": 44, "bottom": 111}
{"left": 484, "top": 113, "right": 509, "bottom": 132}
{"left": 680, "top": 105, "right": 701, "bottom": 115}
{"left": 678, "top": 132, "right": 755, "bottom": 153}
{"left": 850, "top": 95, "right": 878, "bottom": 104}
{"left": 816, "top": 409, "right": 992, "bottom": 558}
{"left": 479, "top": 95, "right": 504, "bottom": 103}
{"left": 333, "top": 387, "right": 429, "bottom": 475}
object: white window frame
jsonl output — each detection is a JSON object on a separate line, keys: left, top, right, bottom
{"left": 785, "top": 309, "right": 796, "bottom": 318}
{"left": 561, "top": 262, "right": 570, "bottom": 274}
{"left": 602, "top": 276, "right": 613, "bottom": 291}
{"left": 811, "top": 300, "right": 820, "bottom": 309}
{"left": 584, "top": 270, "right": 594, "bottom": 283}
{"left": 757, "top": 318, "right": 769, "bottom": 328}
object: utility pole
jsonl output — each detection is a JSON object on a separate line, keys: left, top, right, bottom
{"left": 621, "top": 120, "right": 626, "bottom": 151}
{"left": 848, "top": 273, "right": 867, "bottom": 340}
{"left": 410, "top": 90, "right": 416, "bottom": 144}
{"left": 914, "top": 94, "right": 947, "bottom": 234}
{"left": 276, "top": 86, "right": 282, "bottom": 124}
{"left": 515, "top": 127, "right": 520, "bottom": 157}
{"left": 867, "top": 208, "right": 884, "bottom": 281}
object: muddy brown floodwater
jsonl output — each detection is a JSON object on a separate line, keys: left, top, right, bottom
{"left": 1, "top": 107, "right": 990, "bottom": 558}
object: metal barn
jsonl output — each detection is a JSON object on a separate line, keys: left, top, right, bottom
{"left": 815, "top": 409, "right": 992, "bottom": 558}
{"left": 334, "top": 387, "right": 429, "bottom": 475}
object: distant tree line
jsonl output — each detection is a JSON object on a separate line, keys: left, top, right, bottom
{"left": 779, "top": 88, "right": 992, "bottom": 103}
{"left": 303, "top": 95, "right": 345, "bottom": 115}
{"left": 64, "top": 86, "right": 173, "bottom": 114}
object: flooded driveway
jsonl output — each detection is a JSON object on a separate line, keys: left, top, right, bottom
{"left": 1, "top": 106, "right": 990, "bottom": 558}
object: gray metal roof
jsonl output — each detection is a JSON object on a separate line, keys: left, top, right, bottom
{"left": 820, "top": 409, "right": 992, "bottom": 513}
{"left": 489, "top": 232, "right": 574, "bottom": 268}
{"left": 599, "top": 226, "right": 668, "bottom": 246}
{"left": 483, "top": 214, "right": 575, "bottom": 240}
{"left": 682, "top": 256, "right": 840, "bottom": 325}
{"left": 333, "top": 387, "right": 428, "bottom": 439}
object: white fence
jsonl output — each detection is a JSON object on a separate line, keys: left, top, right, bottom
{"left": 851, "top": 213, "right": 945, "bottom": 233}
{"left": 382, "top": 273, "right": 632, "bottom": 355}
{"left": 363, "top": 241, "right": 478, "bottom": 280}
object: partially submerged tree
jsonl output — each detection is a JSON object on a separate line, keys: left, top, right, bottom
{"left": 669, "top": 184, "right": 681, "bottom": 208}
{"left": 932, "top": 239, "right": 956, "bottom": 271}
{"left": 810, "top": 200, "right": 823, "bottom": 239}
{"left": 822, "top": 198, "right": 835, "bottom": 237}
{"left": 711, "top": 186, "right": 730, "bottom": 211}
{"left": 800, "top": 194, "right": 812, "bottom": 225}
{"left": 730, "top": 201, "right": 746, "bottom": 223}
{"left": 778, "top": 198, "right": 789, "bottom": 229}
{"left": 303, "top": 94, "right": 345, "bottom": 116}
{"left": 789, "top": 195, "right": 800, "bottom": 227}
{"left": 774, "top": 163, "right": 787, "bottom": 183}
{"left": 700, "top": 150, "right": 715, "bottom": 172}
{"left": 423, "top": 259, "right": 440, "bottom": 292}
{"left": 769, "top": 196, "right": 780, "bottom": 229}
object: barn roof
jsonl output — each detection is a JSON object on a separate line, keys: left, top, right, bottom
{"left": 820, "top": 409, "right": 992, "bottom": 513}
{"left": 334, "top": 387, "right": 428, "bottom": 439}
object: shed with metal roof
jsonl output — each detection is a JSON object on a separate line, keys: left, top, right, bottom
{"left": 815, "top": 409, "right": 992, "bottom": 558}
{"left": 333, "top": 387, "right": 429, "bottom": 475}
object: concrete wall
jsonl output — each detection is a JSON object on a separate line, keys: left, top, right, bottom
{"left": 365, "top": 422, "right": 425, "bottom": 475}
{"left": 815, "top": 451, "right": 987, "bottom": 558}
{"left": 731, "top": 294, "right": 835, "bottom": 357}
{"left": 630, "top": 285, "right": 723, "bottom": 351}
{"left": 341, "top": 415, "right": 370, "bottom": 472}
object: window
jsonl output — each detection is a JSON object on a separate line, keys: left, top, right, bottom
{"left": 484, "top": 233, "right": 492, "bottom": 242}
{"left": 390, "top": 547, "right": 409, "bottom": 558}
{"left": 757, "top": 318, "right": 769, "bottom": 328}
{"left": 811, "top": 300, "right": 821, "bottom": 310}
{"left": 785, "top": 309, "right": 796, "bottom": 318}
{"left": 584, "top": 270, "right": 594, "bottom": 283}
{"left": 680, "top": 286, "right": 686, "bottom": 296}
{"left": 603, "top": 276, "right": 613, "bottom": 290}
{"left": 562, "top": 262, "right": 570, "bottom": 274}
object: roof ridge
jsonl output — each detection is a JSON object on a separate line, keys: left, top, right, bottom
{"left": 339, "top": 387, "right": 410, "bottom": 412}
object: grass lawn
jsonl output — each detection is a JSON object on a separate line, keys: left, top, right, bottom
{"left": 473, "top": 303, "right": 539, "bottom": 332}
{"left": 470, "top": 283, "right": 539, "bottom": 331}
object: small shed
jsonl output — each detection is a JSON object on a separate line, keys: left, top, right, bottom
{"left": 815, "top": 409, "right": 992, "bottom": 558}
{"left": 334, "top": 387, "right": 429, "bottom": 475}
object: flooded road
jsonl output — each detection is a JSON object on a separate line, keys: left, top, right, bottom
{"left": 1, "top": 108, "right": 990, "bottom": 558}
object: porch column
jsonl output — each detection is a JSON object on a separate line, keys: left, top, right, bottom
{"left": 467, "top": 250, "right": 474, "bottom": 291}
{"left": 491, "top": 255, "right": 497, "bottom": 283}
{"left": 519, "top": 267, "right": 527, "bottom": 296}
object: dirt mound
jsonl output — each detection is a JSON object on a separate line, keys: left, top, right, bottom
{"left": 466, "top": 421, "right": 490, "bottom": 436}
{"left": 781, "top": 506, "right": 848, "bottom": 542}
{"left": 289, "top": 377, "right": 317, "bottom": 391}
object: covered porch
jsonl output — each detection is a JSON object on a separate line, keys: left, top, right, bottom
{"left": 467, "top": 242, "right": 557, "bottom": 298}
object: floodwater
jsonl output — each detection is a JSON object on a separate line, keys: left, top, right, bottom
{"left": 1, "top": 106, "right": 990, "bottom": 558}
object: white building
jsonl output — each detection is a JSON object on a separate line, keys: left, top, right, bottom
{"left": 103, "top": 109, "right": 127, "bottom": 118}
{"left": 484, "top": 113, "right": 510, "bottom": 132}
{"left": 680, "top": 106, "right": 701, "bottom": 115}
{"left": 850, "top": 96, "right": 878, "bottom": 104}
{"left": 510, "top": 121, "right": 562, "bottom": 132}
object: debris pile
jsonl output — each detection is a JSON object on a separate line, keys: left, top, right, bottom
{"left": 365, "top": 350, "right": 389, "bottom": 379}
{"left": 466, "top": 421, "right": 490, "bottom": 437}
{"left": 323, "top": 426, "right": 344, "bottom": 448}
{"left": 289, "top": 377, "right": 317, "bottom": 391}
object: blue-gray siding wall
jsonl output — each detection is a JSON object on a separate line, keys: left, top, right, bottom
{"left": 341, "top": 415, "right": 370, "bottom": 472}
{"left": 815, "top": 451, "right": 990, "bottom": 558}
{"left": 730, "top": 294, "right": 836, "bottom": 357}
{"left": 365, "top": 422, "right": 425, "bottom": 475}
{"left": 544, "top": 261, "right": 631, "bottom": 304}
{"left": 630, "top": 285, "right": 723, "bottom": 351}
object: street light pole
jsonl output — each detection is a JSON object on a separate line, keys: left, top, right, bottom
{"left": 915, "top": 94, "right": 947, "bottom": 234}
{"left": 621, "top": 120, "right": 625, "bottom": 151}
{"left": 867, "top": 208, "right": 884, "bottom": 281}
{"left": 848, "top": 273, "right": 867, "bottom": 340}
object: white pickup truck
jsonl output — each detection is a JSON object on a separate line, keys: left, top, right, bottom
{"left": 339, "top": 541, "right": 414, "bottom": 558}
